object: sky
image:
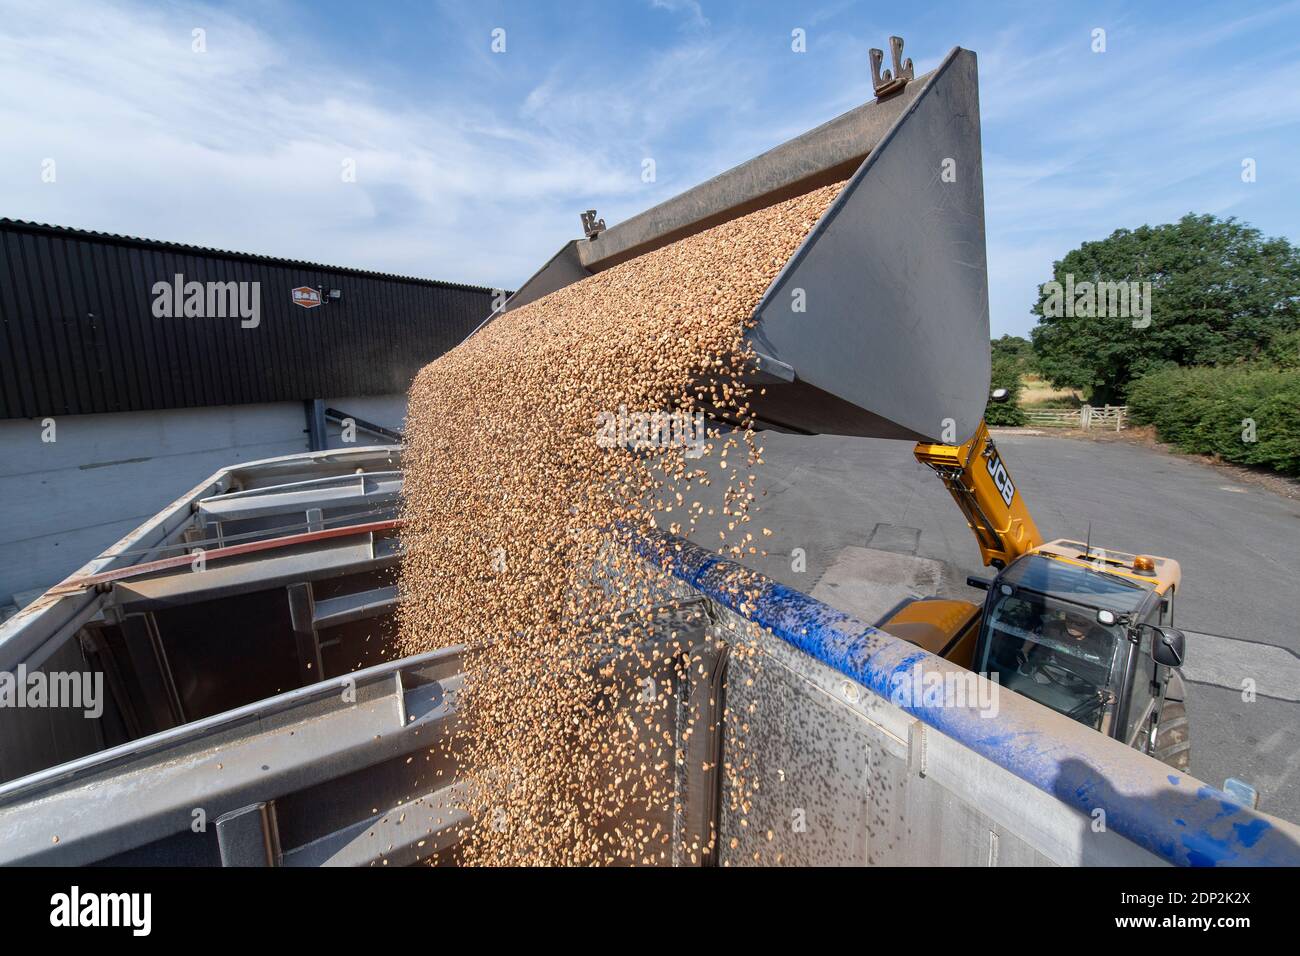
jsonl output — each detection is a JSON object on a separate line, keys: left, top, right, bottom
{"left": 2, "top": 0, "right": 1298, "bottom": 337}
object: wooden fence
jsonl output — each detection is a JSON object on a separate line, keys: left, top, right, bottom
{"left": 1022, "top": 405, "right": 1128, "bottom": 430}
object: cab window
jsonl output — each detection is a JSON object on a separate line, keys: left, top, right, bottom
{"left": 978, "top": 588, "right": 1121, "bottom": 730}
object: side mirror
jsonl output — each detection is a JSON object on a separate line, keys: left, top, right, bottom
{"left": 990, "top": 387, "right": 1010, "bottom": 403}
{"left": 1149, "top": 626, "right": 1186, "bottom": 667}
{"left": 966, "top": 575, "right": 991, "bottom": 591}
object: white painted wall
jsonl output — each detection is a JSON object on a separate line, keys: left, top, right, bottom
{"left": 0, "top": 395, "right": 407, "bottom": 606}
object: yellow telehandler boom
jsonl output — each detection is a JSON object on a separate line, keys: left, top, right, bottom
{"left": 913, "top": 418, "right": 1042, "bottom": 569}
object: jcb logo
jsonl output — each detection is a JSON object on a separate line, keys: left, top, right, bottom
{"left": 987, "top": 451, "right": 1015, "bottom": 507}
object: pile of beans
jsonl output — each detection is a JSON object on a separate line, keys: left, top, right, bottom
{"left": 398, "top": 182, "right": 844, "bottom": 865}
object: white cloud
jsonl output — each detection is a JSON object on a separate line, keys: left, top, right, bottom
{"left": 969, "top": 7, "right": 1300, "bottom": 335}
{"left": 649, "top": 0, "right": 710, "bottom": 32}
{"left": 0, "top": 0, "right": 731, "bottom": 288}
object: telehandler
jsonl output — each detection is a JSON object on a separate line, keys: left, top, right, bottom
{"left": 885, "top": 412, "right": 1190, "bottom": 770}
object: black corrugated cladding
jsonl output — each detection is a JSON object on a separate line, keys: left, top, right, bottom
{"left": 0, "top": 219, "right": 502, "bottom": 419}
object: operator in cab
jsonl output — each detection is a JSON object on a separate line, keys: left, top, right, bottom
{"left": 1041, "top": 613, "right": 1111, "bottom": 658}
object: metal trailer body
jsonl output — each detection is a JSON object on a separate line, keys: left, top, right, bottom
{"left": 0, "top": 447, "right": 1294, "bottom": 867}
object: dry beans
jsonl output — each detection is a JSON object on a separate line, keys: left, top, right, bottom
{"left": 398, "top": 181, "right": 844, "bottom": 865}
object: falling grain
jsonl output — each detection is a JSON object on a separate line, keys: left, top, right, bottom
{"left": 398, "top": 182, "right": 844, "bottom": 865}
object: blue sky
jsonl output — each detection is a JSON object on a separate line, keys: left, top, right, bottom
{"left": 2, "top": 0, "right": 1298, "bottom": 336}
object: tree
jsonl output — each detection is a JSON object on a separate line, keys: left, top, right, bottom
{"left": 1029, "top": 214, "right": 1300, "bottom": 404}
{"left": 984, "top": 353, "right": 1027, "bottom": 426}
{"left": 1262, "top": 328, "right": 1300, "bottom": 368}
{"left": 991, "top": 334, "right": 1037, "bottom": 376}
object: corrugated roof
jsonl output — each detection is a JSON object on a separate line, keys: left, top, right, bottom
{"left": 0, "top": 218, "right": 500, "bottom": 294}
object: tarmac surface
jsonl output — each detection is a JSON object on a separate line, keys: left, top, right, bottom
{"left": 685, "top": 428, "right": 1300, "bottom": 823}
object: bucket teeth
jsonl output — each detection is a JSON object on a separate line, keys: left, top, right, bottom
{"left": 580, "top": 210, "right": 606, "bottom": 239}
{"left": 870, "top": 35, "right": 914, "bottom": 98}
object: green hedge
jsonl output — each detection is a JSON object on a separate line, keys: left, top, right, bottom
{"left": 1127, "top": 364, "right": 1300, "bottom": 475}
{"left": 984, "top": 354, "right": 1028, "bottom": 426}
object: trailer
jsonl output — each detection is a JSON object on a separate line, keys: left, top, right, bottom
{"left": 0, "top": 446, "right": 1294, "bottom": 866}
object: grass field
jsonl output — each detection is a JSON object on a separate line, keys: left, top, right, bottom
{"left": 1020, "top": 374, "right": 1081, "bottom": 406}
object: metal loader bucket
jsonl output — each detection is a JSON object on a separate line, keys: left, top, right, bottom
{"left": 485, "top": 44, "right": 990, "bottom": 444}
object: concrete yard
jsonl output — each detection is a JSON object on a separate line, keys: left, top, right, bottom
{"left": 683, "top": 429, "right": 1300, "bottom": 823}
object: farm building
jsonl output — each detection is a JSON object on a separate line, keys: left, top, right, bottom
{"left": 0, "top": 218, "right": 500, "bottom": 610}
